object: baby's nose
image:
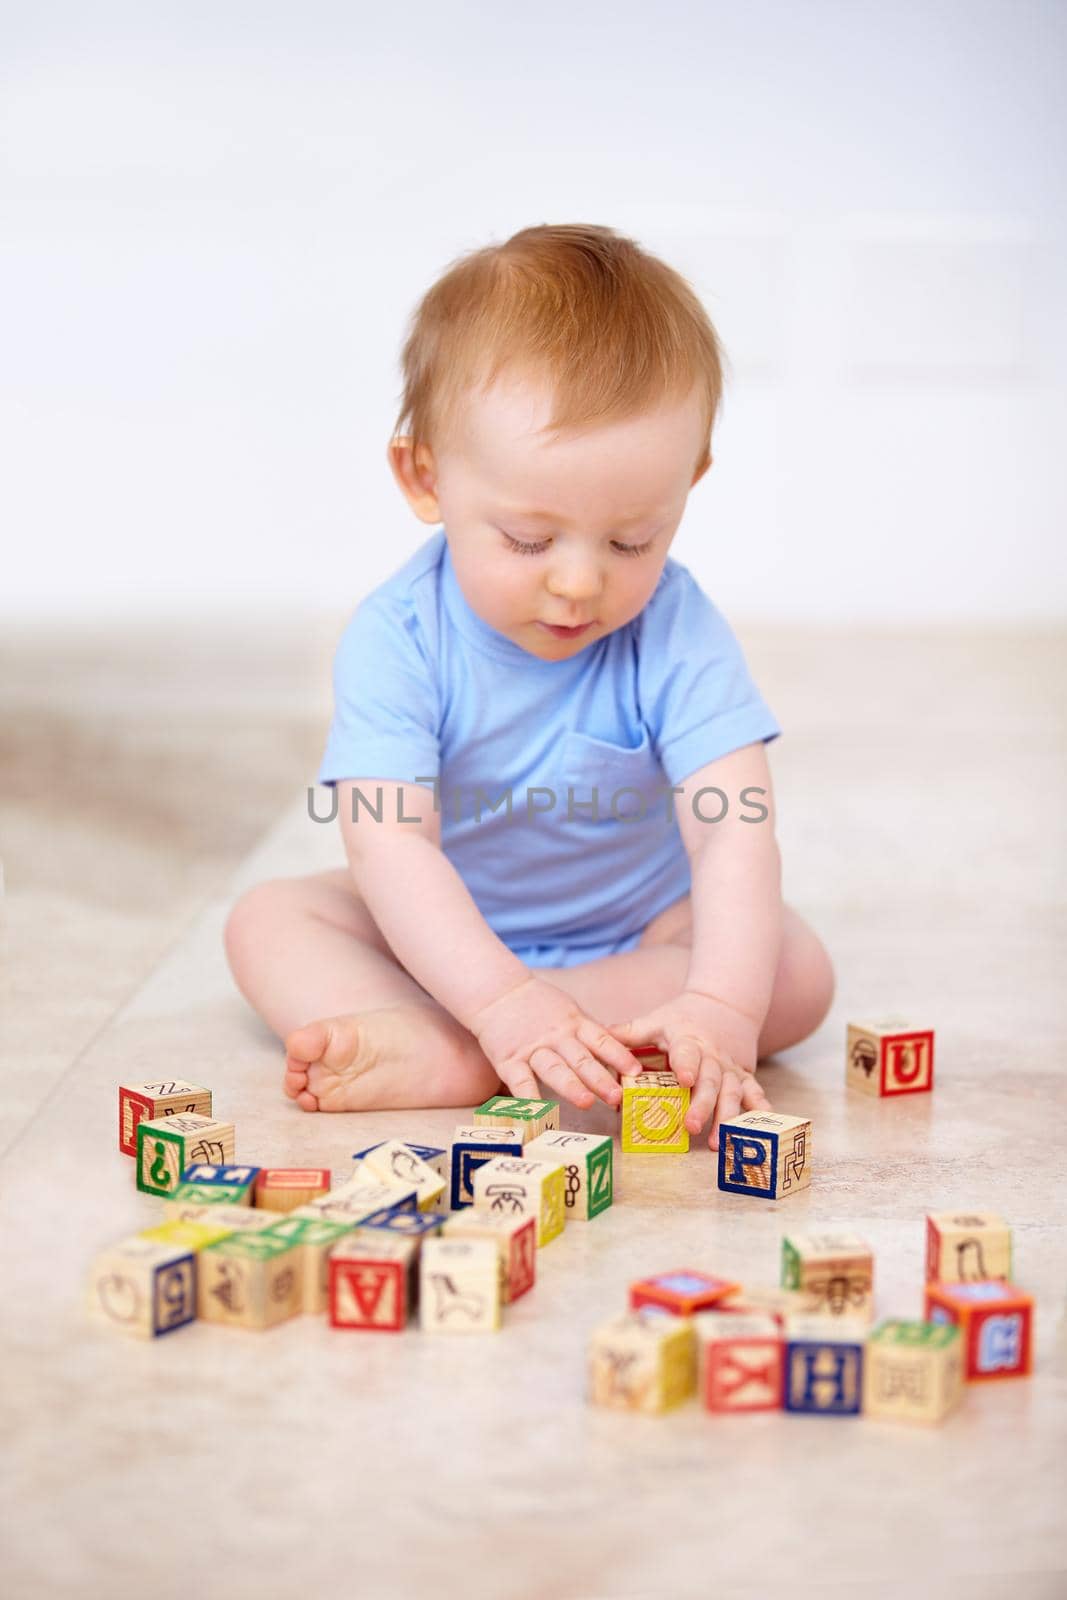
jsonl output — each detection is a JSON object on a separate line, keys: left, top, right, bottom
{"left": 546, "top": 558, "right": 603, "bottom": 600}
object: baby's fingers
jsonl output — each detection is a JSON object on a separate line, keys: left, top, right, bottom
{"left": 708, "top": 1070, "right": 747, "bottom": 1150}
{"left": 498, "top": 1061, "right": 543, "bottom": 1101}
{"left": 684, "top": 1061, "right": 721, "bottom": 1136}
{"left": 555, "top": 1037, "right": 623, "bottom": 1109}
{"left": 741, "top": 1074, "right": 771, "bottom": 1113}
{"left": 526, "top": 1047, "right": 595, "bottom": 1111}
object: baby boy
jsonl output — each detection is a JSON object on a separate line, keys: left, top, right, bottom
{"left": 224, "top": 223, "right": 835, "bottom": 1148}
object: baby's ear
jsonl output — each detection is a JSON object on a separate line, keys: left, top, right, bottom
{"left": 387, "top": 436, "right": 442, "bottom": 524}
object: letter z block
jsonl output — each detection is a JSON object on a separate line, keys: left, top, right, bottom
{"left": 629, "top": 1269, "right": 740, "bottom": 1317}
{"left": 197, "top": 1233, "right": 303, "bottom": 1330}
{"left": 443, "top": 1209, "right": 537, "bottom": 1303}
{"left": 472, "top": 1155, "right": 566, "bottom": 1246}
{"left": 329, "top": 1233, "right": 418, "bottom": 1330}
{"left": 118, "top": 1079, "right": 211, "bottom": 1156}
{"left": 784, "top": 1315, "right": 865, "bottom": 1415}
{"left": 924, "top": 1280, "right": 1033, "bottom": 1380}
{"left": 525, "top": 1129, "right": 613, "bottom": 1219}
{"left": 846, "top": 1018, "right": 934, "bottom": 1097}
{"left": 694, "top": 1312, "right": 783, "bottom": 1412}
{"left": 448, "top": 1125, "right": 524, "bottom": 1210}
{"left": 87, "top": 1236, "right": 197, "bottom": 1338}
{"left": 419, "top": 1239, "right": 501, "bottom": 1332}
{"left": 781, "top": 1233, "right": 874, "bottom": 1321}
{"left": 925, "top": 1211, "right": 1012, "bottom": 1284}
{"left": 588, "top": 1312, "right": 697, "bottom": 1414}
{"left": 863, "top": 1319, "right": 964, "bottom": 1423}
{"left": 136, "top": 1114, "right": 236, "bottom": 1198}
{"left": 718, "top": 1111, "right": 812, "bottom": 1200}
{"left": 474, "top": 1094, "right": 560, "bottom": 1143}
{"left": 621, "top": 1071, "right": 689, "bottom": 1153}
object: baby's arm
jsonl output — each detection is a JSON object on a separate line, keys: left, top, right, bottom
{"left": 335, "top": 780, "right": 641, "bottom": 1108}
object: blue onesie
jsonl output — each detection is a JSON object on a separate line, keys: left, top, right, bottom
{"left": 319, "top": 528, "right": 781, "bottom": 969}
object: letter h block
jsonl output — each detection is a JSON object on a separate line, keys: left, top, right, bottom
{"left": 924, "top": 1280, "right": 1033, "bottom": 1381}
{"left": 846, "top": 1019, "right": 934, "bottom": 1097}
{"left": 694, "top": 1311, "right": 783, "bottom": 1412}
{"left": 717, "top": 1112, "right": 812, "bottom": 1200}
{"left": 784, "top": 1316, "right": 865, "bottom": 1415}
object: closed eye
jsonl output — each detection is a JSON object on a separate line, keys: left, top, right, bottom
{"left": 501, "top": 531, "right": 655, "bottom": 558}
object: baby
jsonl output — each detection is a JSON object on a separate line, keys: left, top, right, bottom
{"left": 224, "top": 223, "right": 835, "bottom": 1148}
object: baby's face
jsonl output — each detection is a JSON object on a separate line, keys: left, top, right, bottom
{"left": 396, "top": 372, "right": 710, "bottom": 660}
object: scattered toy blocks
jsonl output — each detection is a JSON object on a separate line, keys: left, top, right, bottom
{"left": 135, "top": 1114, "right": 236, "bottom": 1198}
{"left": 629, "top": 1269, "right": 740, "bottom": 1318}
{"left": 355, "top": 1139, "right": 446, "bottom": 1212}
{"left": 118, "top": 1079, "right": 212, "bottom": 1156}
{"left": 925, "top": 1211, "right": 1012, "bottom": 1284}
{"left": 87, "top": 1236, "right": 197, "bottom": 1339}
{"left": 846, "top": 1018, "right": 934, "bottom": 1098}
{"left": 257, "top": 1214, "right": 355, "bottom": 1313}
{"left": 197, "top": 1233, "right": 303, "bottom": 1330}
{"left": 353, "top": 1141, "right": 447, "bottom": 1183}
{"left": 621, "top": 1070, "right": 690, "bottom": 1154}
{"left": 297, "top": 1177, "right": 417, "bottom": 1225}
{"left": 472, "top": 1154, "right": 566, "bottom": 1246}
{"left": 694, "top": 1311, "right": 783, "bottom": 1412}
{"left": 419, "top": 1238, "right": 501, "bottom": 1333}
{"left": 781, "top": 1233, "right": 874, "bottom": 1321}
{"left": 177, "top": 1163, "right": 259, "bottom": 1204}
{"left": 588, "top": 1311, "right": 697, "bottom": 1414}
{"left": 442, "top": 1209, "right": 537, "bottom": 1303}
{"left": 924, "top": 1280, "right": 1033, "bottom": 1381}
{"left": 473, "top": 1095, "right": 560, "bottom": 1143}
{"left": 448, "top": 1125, "right": 525, "bottom": 1210}
{"left": 253, "top": 1168, "right": 331, "bottom": 1213}
{"left": 717, "top": 1112, "right": 812, "bottom": 1201}
{"left": 329, "top": 1233, "right": 419, "bottom": 1330}
{"left": 783, "top": 1315, "right": 865, "bottom": 1415}
{"left": 863, "top": 1319, "right": 964, "bottom": 1423}
{"left": 525, "top": 1129, "right": 613, "bottom": 1220}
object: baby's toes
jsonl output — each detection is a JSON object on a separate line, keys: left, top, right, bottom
{"left": 284, "top": 1019, "right": 330, "bottom": 1066}
{"left": 283, "top": 1056, "right": 309, "bottom": 1100}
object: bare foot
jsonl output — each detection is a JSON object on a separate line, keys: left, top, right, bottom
{"left": 283, "top": 1004, "right": 502, "bottom": 1112}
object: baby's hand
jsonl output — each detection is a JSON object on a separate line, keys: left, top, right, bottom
{"left": 609, "top": 989, "right": 771, "bottom": 1148}
{"left": 468, "top": 975, "right": 645, "bottom": 1111}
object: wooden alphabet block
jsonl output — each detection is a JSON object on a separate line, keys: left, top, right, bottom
{"left": 164, "top": 1202, "right": 276, "bottom": 1232}
{"left": 620, "top": 1071, "right": 689, "bottom": 1154}
{"left": 329, "top": 1233, "right": 418, "bottom": 1330}
{"left": 925, "top": 1211, "right": 1012, "bottom": 1284}
{"left": 178, "top": 1163, "right": 259, "bottom": 1204}
{"left": 717, "top": 1112, "right": 811, "bottom": 1201}
{"left": 136, "top": 1114, "right": 235, "bottom": 1198}
{"left": 442, "top": 1209, "right": 537, "bottom": 1303}
{"left": 846, "top": 1018, "right": 934, "bottom": 1097}
{"left": 629, "top": 1269, "right": 740, "bottom": 1318}
{"left": 257, "top": 1215, "right": 355, "bottom": 1313}
{"left": 525, "top": 1129, "right": 613, "bottom": 1220}
{"left": 162, "top": 1183, "right": 248, "bottom": 1216}
{"left": 694, "top": 1312, "right": 783, "bottom": 1412}
{"left": 87, "top": 1236, "right": 197, "bottom": 1338}
{"left": 781, "top": 1233, "right": 874, "bottom": 1321}
{"left": 353, "top": 1140, "right": 447, "bottom": 1182}
{"left": 297, "top": 1176, "right": 417, "bottom": 1225}
{"left": 197, "top": 1233, "right": 303, "bottom": 1330}
{"left": 588, "top": 1311, "right": 697, "bottom": 1414}
{"left": 783, "top": 1315, "right": 865, "bottom": 1415}
{"left": 419, "top": 1238, "right": 501, "bottom": 1333}
{"left": 118, "top": 1078, "right": 212, "bottom": 1156}
{"left": 448, "top": 1125, "right": 525, "bottom": 1210}
{"left": 473, "top": 1095, "right": 560, "bottom": 1143}
{"left": 924, "top": 1280, "right": 1033, "bottom": 1381}
{"left": 471, "top": 1154, "right": 566, "bottom": 1246}
{"left": 863, "top": 1319, "right": 964, "bottom": 1423}
{"left": 253, "top": 1168, "right": 331, "bottom": 1213}
{"left": 354, "top": 1139, "right": 446, "bottom": 1212}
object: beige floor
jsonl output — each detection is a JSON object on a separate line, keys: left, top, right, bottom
{"left": 3, "top": 620, "right": 1066, "bottom": 1600}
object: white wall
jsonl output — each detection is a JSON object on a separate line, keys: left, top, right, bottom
{"left": 3, "top": 0, "right": 1065, "bottom": 623}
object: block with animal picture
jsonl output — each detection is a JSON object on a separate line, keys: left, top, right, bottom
{"left": 588, "top": 1311, "right": 697, "bottom": 1414}
{"left": 419, "top": 1238, "right": 501, "bottom": 1333}
{"left": 295, "top": 1176, "right": 417, "bottom": 1225}
{"left": 442, "top": 1208, "right": 537, "bottom": 1303}
{"left": 197, "top": 1232, "right": 303, "bottom": 1330}
{"left": 846, "top": 1018, "right": 934, "bottom": 1098}
{"left": 87, "top": 1235, "right": 198, "bottom": 1339}
{"left": 717, "top": 1111, "right": 811, "bottom": 1201}
{"left": 329, "top": 1233, "right": 419, "bottom": 1331}
{"left": 525, "top": 1129, "right": 613, "bottom": 1220}
{"left": 924, "top": 1280, "right": 1033, "bottom": 1381}
{"left": 629, "top": 1269, "right": 740, "bottom": 1318}
{"left": 863, "top": 1319, "right": 964, "bottom": 1424}
{"left": 253, "top": 1168, "right": 331, "bottom": 1213}
{"left": 925, "top": 1211, "right": 1012, "bottom": 1284}
{"left": 620, "top": 1069, "right": 689, "bottom": 1154}
{"left": 353, "top": 1139, "right": 446, "bottom": 1212}
{"left": 694, "top": 1312, "right": 784, "bottom": 1412}
{"left": 471, "top": 1153, "right": 566, "bottom": 1246}
{"left": 473, "top": 1094, "right": 560, "bottom": 1143}
{"left": 353, "top": 1140, "right": 447, "bottom": 1182}
{"left": 135, "top": 1113, "right": 236, "bottom": 1199}
{"left": 448, "top": 1124, "right": 525, "bottom": 1210}
{"left": 783, "top": 1315, "right": 865, "bottom": 1415}
{"left": 257, "top": 1214, "right": 355, "bottom": 1313}
{"left": 118, "top": 1078, "right": 212, "bottom": 1156}
{"left": 781, "top": 1233, "right": 874, "bottom": 1321}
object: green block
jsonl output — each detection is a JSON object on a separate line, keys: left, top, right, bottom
{"left": 585, "top": 1140, "right": 614, "bottom": 1218}
{"left": 474, "top": 1095, "right": 560, "bottom": 1126}
{"left": 168, "top": 1183, "right": 245, "bottom": 1207}
{"left": 136, "top": 1117, "right": 221, "bottom": 1198}
{"left": 781, "top": 1237, "right": 801, "bottom": 1289}
{"left": 258, "top": 1216, "right": 353, "bottom": 1249}
{"left": 202, "top": 1232, "right": 298, "bottom": 1263}
{"left": 869, "top": 1318, "right": 960, "bottom": 1351}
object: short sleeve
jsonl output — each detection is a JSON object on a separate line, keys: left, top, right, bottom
{"left": 637, "top": 566, "right": 781, "bottom": 786}
{"left": 317, "top": 594, "right": 441, "bottom": 788}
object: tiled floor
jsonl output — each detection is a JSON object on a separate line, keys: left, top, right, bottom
{"left": 3, "top": 621, "right": 1066, "bottom": 1599}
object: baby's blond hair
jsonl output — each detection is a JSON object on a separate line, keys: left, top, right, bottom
{"left": 392, "top": 223, "right": 727, "bottom": 477}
